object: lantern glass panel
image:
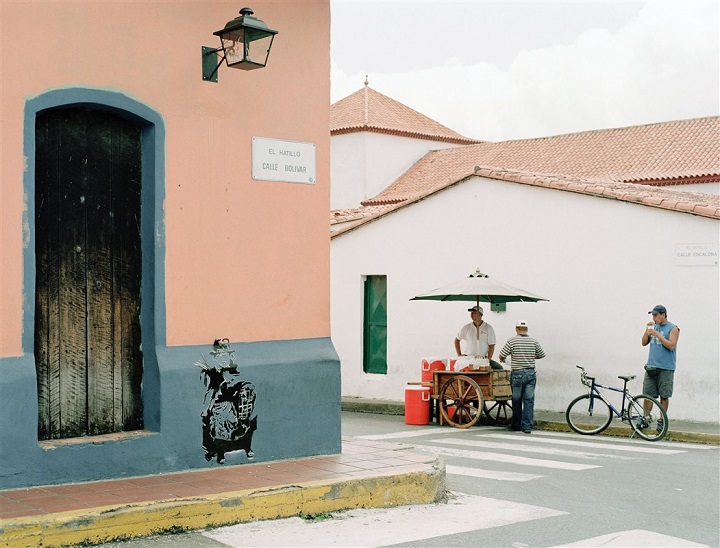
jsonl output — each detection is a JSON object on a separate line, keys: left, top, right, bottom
{"left": 220, "top": 29, "right": 247, "bottom": 66}
{"left": 243, "top": 34, "right": 274, "bottom": 67}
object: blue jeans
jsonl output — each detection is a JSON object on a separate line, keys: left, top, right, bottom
{"left": 510, "top": 369, "right": 536, "bottom": 430}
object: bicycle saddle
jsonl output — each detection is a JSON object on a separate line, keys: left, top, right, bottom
{"left": 618, "top": 375, "right": 636, "bottom": 382}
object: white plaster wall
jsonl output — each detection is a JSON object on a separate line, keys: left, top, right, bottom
{"left": 330, "top": 133, "right": 366, "bottom": 210}
{"left": 330, "top": 132, "right": 460, "bottom": 210}
{"left": 666, "top": 183, "right": 719, "bottom": 194}
{"left": 331, "top": 176, "right": 720, "bottom": 422}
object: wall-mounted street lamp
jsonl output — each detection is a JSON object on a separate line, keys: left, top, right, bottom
{"left": 202, "top": 7, "right": 278, "bottom": 83}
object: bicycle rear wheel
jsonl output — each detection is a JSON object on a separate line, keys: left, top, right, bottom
{"left": 566, "top": 394, "right": 613, "bottom": 435}
{"left": 627, "top": 395, "right": 668, "bottom": 441}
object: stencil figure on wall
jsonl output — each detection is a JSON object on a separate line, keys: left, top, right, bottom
{"left": 196, "top": 339, "right": 257, "bottom": 464}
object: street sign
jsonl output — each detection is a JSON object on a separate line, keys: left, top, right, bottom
{"left": 252, "top": 137, "right": 316, "bottom": 184}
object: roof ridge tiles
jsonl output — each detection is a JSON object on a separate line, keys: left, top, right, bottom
{"left": 331, "top": 86, "right": 484, "bottom": 144}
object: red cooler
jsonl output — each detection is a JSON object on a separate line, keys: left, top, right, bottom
{"left": 404, "top": 385, "right": 431, "bottom": 425}
{"left": 421, "top": 357, "right": 447, "bottom": 383}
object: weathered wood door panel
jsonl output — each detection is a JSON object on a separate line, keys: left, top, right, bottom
{"left": 35, "top": 108, "right": 143, "bottom": 440}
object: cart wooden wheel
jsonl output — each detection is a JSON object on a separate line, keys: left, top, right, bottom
{"left": 483, "top": 399, "right": 513, "bottom": 425}
{"left": 439, "top": 375, "right": 483, "bottom": 428}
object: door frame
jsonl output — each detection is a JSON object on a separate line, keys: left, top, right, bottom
{"left": 23, "top": 88, "right": 166, "bottom": 433}
{"left": 362, "top": 274, "right": 388, "bottom": 375}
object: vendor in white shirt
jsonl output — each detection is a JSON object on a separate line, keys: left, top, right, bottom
{"left": 454, "top": 305, "right": 504, "bottom": 370}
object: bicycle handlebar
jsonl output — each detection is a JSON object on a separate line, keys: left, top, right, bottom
{"left": 576, "top": 365, "right": 591, "bottom": 387}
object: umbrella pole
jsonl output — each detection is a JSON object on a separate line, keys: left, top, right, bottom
{"left": 475, "top": 297, "right": 480, "bottom": 359}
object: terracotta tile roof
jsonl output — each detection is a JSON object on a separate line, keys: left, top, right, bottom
{"left": 330, "top": 204, "right": 397, "bottom": 232}
{"left": 331, "top": 85, "right": 484, "bottom": 145}
{"left": 331, "top": 168, "right": 720, "bottom": 238}
{"left": 364, "top": 117, "right": 720, "bottom": 206}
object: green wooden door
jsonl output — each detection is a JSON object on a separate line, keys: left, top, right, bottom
{"left": 363, "top": 276, "right": 387, "bottom": 374}
{"left": 35, "top": 107, "right": 144, "bottom": 440}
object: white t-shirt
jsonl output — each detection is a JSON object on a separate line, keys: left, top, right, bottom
{"left": 456, "top": 321, "right": 496, "bottom": 358}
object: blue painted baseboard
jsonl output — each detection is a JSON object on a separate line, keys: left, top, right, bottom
{"left": 0, "top": 337, "right": 340, "bottom": 490}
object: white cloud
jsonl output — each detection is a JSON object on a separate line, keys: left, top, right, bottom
{"left": 331, "top": 1, "right": 719, "bottom": 142}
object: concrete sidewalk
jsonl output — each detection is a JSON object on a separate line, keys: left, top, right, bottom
{"left": 0, "top": 437, "right": 445, "bottom": 548}
{"left": 1, "top": 402, "right": 716, "bottom": 547}
{"left": 341, "top": 397, "right": 720, "bottom": 445}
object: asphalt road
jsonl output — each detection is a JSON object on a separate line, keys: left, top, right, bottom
{"left": 100, "top": 411, "right": 720, "bottom": 547}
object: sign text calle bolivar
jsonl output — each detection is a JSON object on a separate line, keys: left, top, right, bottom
{"left": 252, "top": 137, "right": 316, "bottom": 184}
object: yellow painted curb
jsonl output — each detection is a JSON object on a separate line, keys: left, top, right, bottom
{"left": 0, "top": 462, "right": 445, "bottom": 547}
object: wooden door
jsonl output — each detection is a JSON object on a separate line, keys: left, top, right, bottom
{"left": 363, "top": 275, "right": 387, "bottom": 374}
{"left": 35, "top": 107, "right": 143, "bottom": 440}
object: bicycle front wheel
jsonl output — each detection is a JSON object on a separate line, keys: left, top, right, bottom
{"left": 566, "top": 394, "right": 613, "bottom": 435}
{"left": 627, "top": 395, "right": 668, "bottom": 441}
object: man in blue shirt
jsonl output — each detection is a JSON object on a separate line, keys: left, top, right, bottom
{"left": 641, "top": 304, "right": 679, "bottom": 430}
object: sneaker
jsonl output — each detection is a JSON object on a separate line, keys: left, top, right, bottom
{"left": 656, "top": 418, "right": 665, "bottom": 434}
{"left": 523, "top": 429, "right": 532, "bottom": 434}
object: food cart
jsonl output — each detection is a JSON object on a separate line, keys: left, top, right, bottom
{"left": 432, "top": 367, "right": 513, "bottom": 428}
{"left": 410, "top": 268, "right": 548, "bottom": 428}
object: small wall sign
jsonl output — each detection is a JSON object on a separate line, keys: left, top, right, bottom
{"left": 252, "top": 137, "right": 316, "bottom": 184}
{"left": 675, "top": 243, "right": 718, "bottom": 266}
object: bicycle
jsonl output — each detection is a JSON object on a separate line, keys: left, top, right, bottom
{"left": 565, "top": 365, "right": 668, "bottom": 441}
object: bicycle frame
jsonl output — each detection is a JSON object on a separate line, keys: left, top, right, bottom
{"left": 583, "top": 377, "right": 632, "bottom": 420}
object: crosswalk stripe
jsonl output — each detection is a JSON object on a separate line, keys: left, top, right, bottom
{"left": 440, "top": 437, "right": 634, "bottom": 460}
{"left": 533, "top": 430, "right": 718, "bottom": 450}
{"left": 407, "top": 443, "right": 601, "bottom": 470}
{"left": 479, "top": 433, "right": 685, "bottom": 454}
{"left": 204, "top": 493, "right": 567, "bottom": 547}
{"left": 555, "top": 529, "right": 709, "bottom": 547}
{"left": 445, "top": 464, "right": 542, "bottom": 481}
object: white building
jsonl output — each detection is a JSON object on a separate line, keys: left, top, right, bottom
{"left": 330, "top": 85, "right": 720, "bottom": 423}
{"left": 330, "top": 83, "right": 482, "bottom": 211}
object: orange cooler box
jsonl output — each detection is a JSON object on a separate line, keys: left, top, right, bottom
{"left": 404, "top": 385, "right": 431, "bottom": 425}
{"left": 421, "top": 357, "right": 447, "bottom": 383}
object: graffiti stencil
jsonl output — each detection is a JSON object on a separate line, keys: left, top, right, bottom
{"left": 196, "top": 339, "right": 257, "bottom": 464}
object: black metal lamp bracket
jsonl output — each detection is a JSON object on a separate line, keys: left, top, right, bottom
{"left": 202, "top": 46, "right": 226, "bottom": 83}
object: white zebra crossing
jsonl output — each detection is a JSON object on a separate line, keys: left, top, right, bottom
{"left": 403, "top": 443, "right": 601, "bottom": 470}
{"left": 480, "top": 432, "right": 686, "bottom": 454}
{"left": 536, "top": 430, "right": 718, "bottom": 449}
{"left": 445, "top": 464, "right": 542, "bottom": 481}
{"left": 359, "top": 428, "right": 694, "bottom": 483}
{"left": 202, "top": 496, "right": 706, "bottom": 548}
{"left": 439, "top": 437, "right": 635, "bottom": 460}
{"left": 555, "top": 529, "right": 709, "bottom": 547}
{"left": 204, "top": 493, "right": 567, "bottom": 547}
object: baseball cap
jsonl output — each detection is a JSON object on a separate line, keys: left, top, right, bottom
{"left": 648, "top": 305, "right": 667, "bottom": 315}
{"left": 468, "top": 305, "right": 484, "bottom": 313}
{"left": 516, "top": 320, "right": 528, "bottom": 328}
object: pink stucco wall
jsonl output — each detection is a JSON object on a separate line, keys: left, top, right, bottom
{"left": 0, "top": 1, "right": 331, "bottom": 354}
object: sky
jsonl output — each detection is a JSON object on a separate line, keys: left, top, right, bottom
{"left": 330, "top": 0, "right": 720, "bottom": 142}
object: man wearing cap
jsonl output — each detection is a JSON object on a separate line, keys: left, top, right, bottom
{"left": 454, "top": 306, "right": 502, "bottom": 369}
{"left": 499, "top": 320, "right": 546, "bottom": 433}
{"left": 642, "top": 305, "right": 679, "bottom": 431}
